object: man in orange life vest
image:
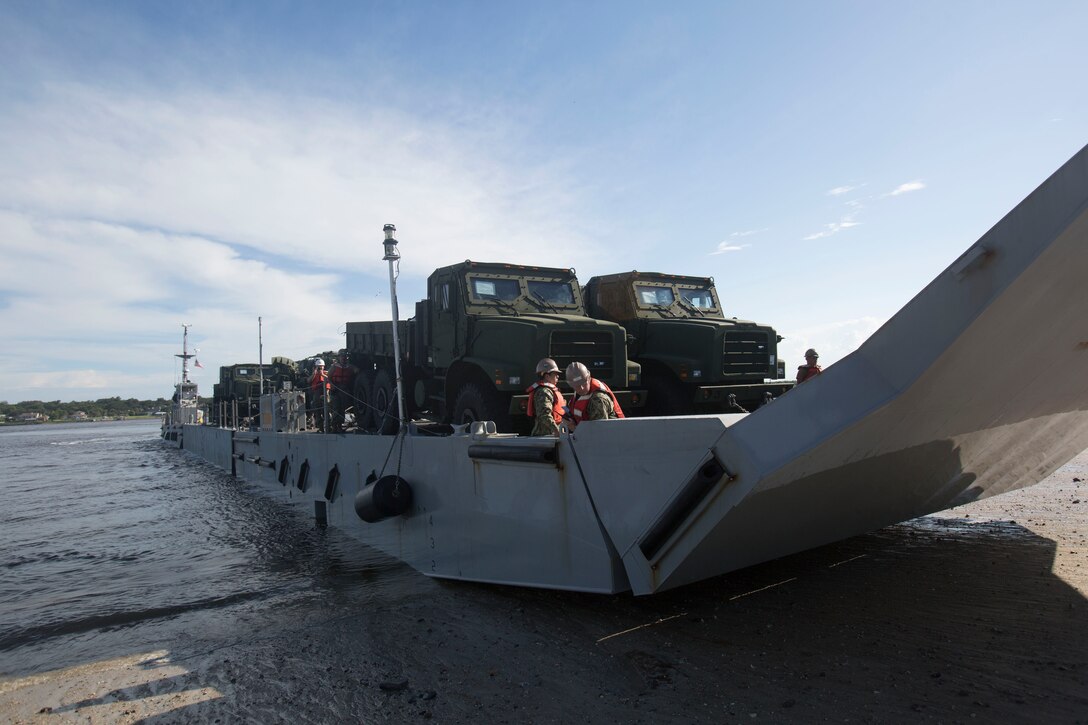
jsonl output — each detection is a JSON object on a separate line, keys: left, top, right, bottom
{"left": 796, "top": 348, "right": 823, "bottom": 384}
{"left": 525, "top": 358, "right": 564, "bottom": 436}
{"left": 309, "top": 358, "right": 330, "bottom": 429}
{"left": 328, "top": 350, "right": 358, "bottom": 432}
{"left": 565, "top": 361, "right": 624, "bottom": 429}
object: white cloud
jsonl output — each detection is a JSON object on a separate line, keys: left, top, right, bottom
{"left": 802, "top": 216, "right": 861, "bottom": 240}
{"left": 827, "top": 185, "right": 857, "bottom": 196}
{"left": 710, "top": 242, "right": 751, "bottom": 255}
{"left": 709, "top": 228, "right": 765, "bottom": 254}
{"left": 0, "top": 84, "right": 601, "bottom": 402}
{"left": 0, "top": 85, "right": 600, "bottom": 277}
{"left": 888, "top": 180, "right": 926, "bottom": 196}
{"left": 780, "top": 316, "right": 883, "bottom": 372}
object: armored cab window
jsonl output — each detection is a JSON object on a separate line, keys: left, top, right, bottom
{"left": 526, "top": 280, "right": 575, "bottom": 305}
{"left": 237, "top": 368, "right": 250, "bottom": 375}
{"left": 679, "top": 288, "right": 717, "bottom": 309}
{"left": 470, "top": 277, "right": 521, "bottom": 301}
{"left": 437, "top": 282, "right": 450, "bottom": 311}
{"left": 636, "top": 285, "right": 675, "bottom": 306}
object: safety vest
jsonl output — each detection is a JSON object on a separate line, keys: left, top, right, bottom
{"left": 525, "top": 381, "right": 565, "bottom": 424}
{"left": 329, "top": 363, "right": 356, "bottom": 388}
{"left": 569, "top": 379, "right": 624, "bottom": 427}
{"left": 311, "top": 369, "right": 330, "bottom": 391}
{"left": 797, "top": 364, "right": 822, "bottom": 384}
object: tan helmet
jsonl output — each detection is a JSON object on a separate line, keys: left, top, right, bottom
{"left": 804, "top": 348, "right": 819, "bottom": 359}
{"left": 535, "top": 358, "right": 560, "bottom": 375}
{"left": 565, "top": 361, "right": 590, "bottom": 385}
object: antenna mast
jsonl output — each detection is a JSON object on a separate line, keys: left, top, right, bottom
{"left": 258, "top": 316, "right": 264, "bottom": 394}
{"left": 176, "top": 323, "right": 194, "bottom": 383}
{"left": 382, "top": 224, "right": 407, "bottom": 426}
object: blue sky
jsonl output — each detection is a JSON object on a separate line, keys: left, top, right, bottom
{"left": 1, "top": 1, "right": 1085, "bottom": 402}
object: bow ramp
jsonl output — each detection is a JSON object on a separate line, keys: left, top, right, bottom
{"left": 575, "top": 143, "right": 1088, "bottom": 595}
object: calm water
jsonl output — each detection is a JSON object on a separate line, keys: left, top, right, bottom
{"left": 0, "top": 419, "right": 413, "bottom": 679}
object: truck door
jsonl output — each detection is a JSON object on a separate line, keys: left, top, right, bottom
{"left": 430, "top": 273, "right": 459, "bottom": 368}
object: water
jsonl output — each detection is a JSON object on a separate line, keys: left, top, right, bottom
{"left": 0, "top": 419, "right": 414, "bottom": 680}
{"left": 2, "top": 422, "right": 1086, "bottom": 722}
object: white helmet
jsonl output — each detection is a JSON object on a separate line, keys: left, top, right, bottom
{"left": 565, "top": 361, "right": 590, "bottom": 385}
{"left": 535, "top": 358, "right": 560, "bottom": 375}
{"left": 315, "top": 358, "right": 325, "bottom": 367}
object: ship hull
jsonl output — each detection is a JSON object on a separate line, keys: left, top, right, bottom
{"left": 173, "top": 142, "right": 1088, "bottom": 595}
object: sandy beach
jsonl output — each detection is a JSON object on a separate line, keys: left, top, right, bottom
{"left": 2, "top": 450, "right": 1085, "bottom": 724}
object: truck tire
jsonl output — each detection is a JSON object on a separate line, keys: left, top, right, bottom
{"left": 452, "top": 382, "right": 510, "bottom": 431}
{"left": 372, "top": 369, "right": 400, "bottom": 435}
{"left": 353, "top": 371, "right": 374, "bottom": 431}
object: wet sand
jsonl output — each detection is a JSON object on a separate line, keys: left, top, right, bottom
{"left": 3, "top": 452, "right": 1086, "bottom": 724}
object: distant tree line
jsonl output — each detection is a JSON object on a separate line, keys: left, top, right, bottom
{"left": 0, "top": 396, "right": 208, "bottom": 422}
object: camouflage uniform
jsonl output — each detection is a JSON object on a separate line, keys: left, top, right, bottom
{"left": 583, "top": 391, "right": 617, "bottom": 421}
{"left": 531, "top": 385, "right": 562, "bottom": 437}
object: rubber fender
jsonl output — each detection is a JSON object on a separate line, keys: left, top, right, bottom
{"left": 354, "top": 475, "right": 413, "bottom": 523}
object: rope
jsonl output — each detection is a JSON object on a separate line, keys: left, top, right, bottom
{"left": 323, "top": 377, "right": 396, "bottom": 430}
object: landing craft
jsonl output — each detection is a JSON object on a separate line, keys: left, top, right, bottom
{"left": 167, "top": 143, "right": 1088, "bottom": 595}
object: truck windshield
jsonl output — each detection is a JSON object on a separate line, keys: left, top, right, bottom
{"left": 470, "top": 277, "right": 521, "bottom": 301}
{"left": 679, "top": 288, "right": 716, "bottom": 309}
{"left": 636, "top": 285, "right": 675, "bottom": 306}
{"left": 526, "top": 280, "right": 575, "bottom": 305}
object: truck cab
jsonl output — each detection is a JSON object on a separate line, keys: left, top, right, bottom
{"left": 210, "top": 358, "right": 299, "bottom": 428}
{"left": 346, "top": 260, "right": 644, "bottom": 432}
{"left": 583, "top": 271, "right": 791, "bottom": 414}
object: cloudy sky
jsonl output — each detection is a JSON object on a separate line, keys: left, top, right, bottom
{"left": 1, "top": 1, "right": 1085, "bottom": 403}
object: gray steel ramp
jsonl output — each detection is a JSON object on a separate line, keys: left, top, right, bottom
{"left": 575, "top": 142, "right": 1088, "bottom": 594}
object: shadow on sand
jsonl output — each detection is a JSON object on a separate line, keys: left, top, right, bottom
{"left": 6, "top": 514, "right": 1084, "bottom": 723}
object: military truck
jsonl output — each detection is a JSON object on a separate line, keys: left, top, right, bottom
{"left": 583, "top": 271, "right": 792, "bottom": 415}
{"left": 344, "top": 260, "right": 644, "bottom": 433}
{"left": 210, "top": 357, "right": 298, "bottom": 427}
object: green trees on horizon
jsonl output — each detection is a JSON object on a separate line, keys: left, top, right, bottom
{"left": 0, "top": 396, "right": 203, "bottom": 422}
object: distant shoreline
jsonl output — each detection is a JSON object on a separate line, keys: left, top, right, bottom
{"left": 0, "top": 415, "right": 162, "bottom": 427}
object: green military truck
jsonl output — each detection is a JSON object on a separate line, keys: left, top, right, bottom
{"left": 210, "top": 357, "right": 298, "bottom": 427}
{"left": 344, "top": 260, "right": 645, "bottom": 433}
{"left": 583, "top": 271, "right": 792, "bottom": 415}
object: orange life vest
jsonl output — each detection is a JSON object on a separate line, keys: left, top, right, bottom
{"left": 797, "top": 364, "right": 822, "bottom": 384}
{"left": 329, "top": 362, "right": 356, "bottom": 388}
{"left": 569, "top": 379, "right": 624, "bottom": 428}
{"left": 525, "top": 381, "right": 565, "bottom": 425}
{"left": 311, "top": 369, "right": 330, "bottom": 391}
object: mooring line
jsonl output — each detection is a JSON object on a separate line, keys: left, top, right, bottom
{"left": 827, "top": 553, "right": 868, "bottom": 568}
{"left": 596, "top": 613, "right": 688, "bottom": 644}
{"left": 728, "top": 577, "right": 797, "bottom": 601}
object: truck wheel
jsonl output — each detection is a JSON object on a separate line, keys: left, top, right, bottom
{"left": 453, "top": 382, "right": 510, "bottom": 430}
{"left": 353, "top": 371, "right": 374, "bottom": 431}
{"left": 372, "top": 369, "right": 400, "bottom": 435}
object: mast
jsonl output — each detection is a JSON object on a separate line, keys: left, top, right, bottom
{"left": 176, "top": 323, "right": 194, "bottom": 384}
{"left": 258, "top": 316, "right": 264, "bottom": 394}
{"left": 382, "top": 224, "right": 407, "bottom": 426}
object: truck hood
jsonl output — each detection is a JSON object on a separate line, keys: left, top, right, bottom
{"left": 476, "top": 314, "right": 622, "bottom": 328}
{"left": 643, "top": 317, "right": 765, "bottom": 330}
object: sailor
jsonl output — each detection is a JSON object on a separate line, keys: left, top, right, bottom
{"left": 328, "top": 350, "right": 358, "bottom": 432}
{"left": 525, "top": 358, "right": 565, "bottom": 436}
{"left": 310, "top": 358, "right": 330, "bottom": 393}
{"left": 565, "top": 361, "right": 624, "bottom": 429}
{"left": 309, "top": 358, "right": 330, "bottom": 429}
{"left": 796, "top": 348, "right": 823, "bottom": 384}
